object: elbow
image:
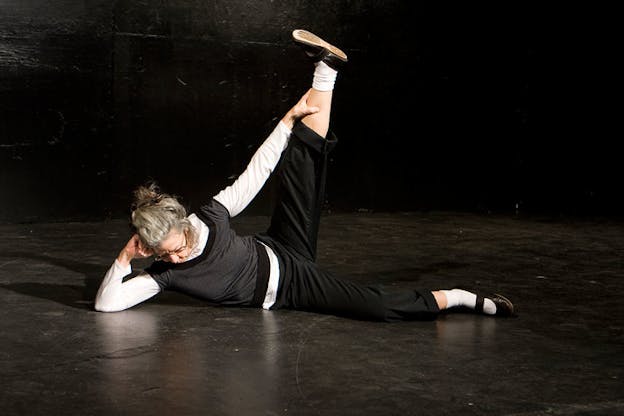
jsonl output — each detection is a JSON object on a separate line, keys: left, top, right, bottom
{"left": 94, "top": 299, "right": 125, "bottom": 313}
{"left": 94, "top": 303, "right": 107, "bottom": 312}
{"left": 93, "top": 302, "right": 111, "bottom": 312}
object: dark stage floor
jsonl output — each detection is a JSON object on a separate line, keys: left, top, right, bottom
{"left": 1, "top": 212, "right": 623, "bottom": 415}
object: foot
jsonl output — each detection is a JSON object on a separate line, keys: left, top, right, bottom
{"left": 478, "top": 293, "right": 515, "bottom": 317}
{"left": 443, "top": 288, "right": 516, "bottom": 317}
{"left": 292, "top": 29, "right": 348, "bottom": 69}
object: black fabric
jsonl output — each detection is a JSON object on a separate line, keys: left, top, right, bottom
{"left": 265, "top": 121, "right": 336, "bottom": 262}
{"left": 258, "top": 121, "right": 440, "bottom": 322}
{"left": 251, "top": 241, "right": 270, "bottom": 307}
{"left": 475, "top": 293, "right": 484, "bottom": 313}
{"left": 144, "top": 120, "right": 440, "bottom": 321}
{"left": 146, "top": 199, "right": 266, "bottom": 306}
{"left": 257, "top": 236, "right": 439, "bottom": 322}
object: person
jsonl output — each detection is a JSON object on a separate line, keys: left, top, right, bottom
{"left": 95, "top": 29, "right": 515, "bottom": 321}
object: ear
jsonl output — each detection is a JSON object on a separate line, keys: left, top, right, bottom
{"left": 141, "top": 247, "right": 154, "bottom": 257}
{"left": 137, "top": 240, "right": 154, "bottom": 257}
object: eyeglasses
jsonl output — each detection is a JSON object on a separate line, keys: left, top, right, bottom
{"left": 155, "top": 232, "right": 188, "bottom": 261}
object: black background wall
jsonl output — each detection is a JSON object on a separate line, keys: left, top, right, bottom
{"left": 0, "top": 1, "right": 619, "bottom": 223}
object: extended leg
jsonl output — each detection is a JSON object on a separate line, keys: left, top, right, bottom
{"left": 279, "top": 258, "right": 440, "bottom": 322}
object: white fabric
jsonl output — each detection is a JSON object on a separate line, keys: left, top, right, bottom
{"left": 95, "top": 122, "right": 292, "bottom": 312}
{"left": 214, "top": 121, "right": 292, "bottom": 217}
{"left": 441, "top": 289, "right": 497, "bottom": 315}
{"left": 258, "top": 241, "right": 280, "bottom": 310}
{"left": 186, "top": 214, "right": 209, "bottom": 261}
{"left": 94, "top": 261, "right": 160, "bottom": 312}
{"left": 311, "top": 61, "right": 337, "bottom": 92}
{"left": 94, "top": 214, "right": 210, "bottom": 312}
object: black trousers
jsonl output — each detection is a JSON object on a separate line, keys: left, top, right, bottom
{"left": 257, "top": 122, "right": 439, "bottom": 322}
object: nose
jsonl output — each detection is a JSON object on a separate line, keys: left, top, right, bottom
{"left": 170, "top": 254, "right": 186, "bottom": 264}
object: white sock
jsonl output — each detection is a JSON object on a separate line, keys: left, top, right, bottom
{"left": 441, "top": 289, "right": 497, "bottom": 315}
{"left": 312, "top": 61, "right": 337, "bottom": 92}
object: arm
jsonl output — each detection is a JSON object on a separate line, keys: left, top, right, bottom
{"left": 213, "top": 121, "right": 290, "bottom": 217}
{"left": 94, "top": 235, "right": 161, "bottom": 312}
{"left": 214, "top": 89, "right": 320, "bottom": 217}
{"left": 94, "top": 262, "right": 160, "bottom": 312}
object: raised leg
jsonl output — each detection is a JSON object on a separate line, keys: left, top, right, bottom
{"left": 265, "top": 31, "right": 345, "bottom": 261}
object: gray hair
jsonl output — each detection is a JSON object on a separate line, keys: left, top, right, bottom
{"left": 131, "top": 183, "right": 197, "bottom": 250}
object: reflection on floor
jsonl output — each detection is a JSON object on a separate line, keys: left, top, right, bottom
{"left": 1, "top": 212, "right": 623, "bottom": 415}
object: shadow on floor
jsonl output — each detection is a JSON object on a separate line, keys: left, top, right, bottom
{"left": 0, "top": 252, "right": 209, "bottom": 309}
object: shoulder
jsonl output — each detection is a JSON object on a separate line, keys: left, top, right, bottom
{"left": 198, "top": 198, "right": 231, "bottom": 224}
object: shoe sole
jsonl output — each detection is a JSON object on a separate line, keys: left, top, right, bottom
{"left": 292, "top": 29, "right": 348, "bottom": 62}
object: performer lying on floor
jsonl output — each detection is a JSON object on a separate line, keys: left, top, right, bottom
{"left": 95, "top": 29, "right": 514, "bottom": 321}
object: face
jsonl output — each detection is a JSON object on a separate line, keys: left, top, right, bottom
{"left": 155, "top": 229, "right": 190, "bottom": 263}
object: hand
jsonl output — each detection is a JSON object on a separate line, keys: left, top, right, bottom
{"left": 281, "top": 89, "right": 320, "bottom": 129}
{"left": 117, "top": 234, "right": 153, "bottom": 267}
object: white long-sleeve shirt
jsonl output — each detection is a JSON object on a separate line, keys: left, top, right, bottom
{"left": 94, "top": 122, "right": 291, "bottom": 312}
